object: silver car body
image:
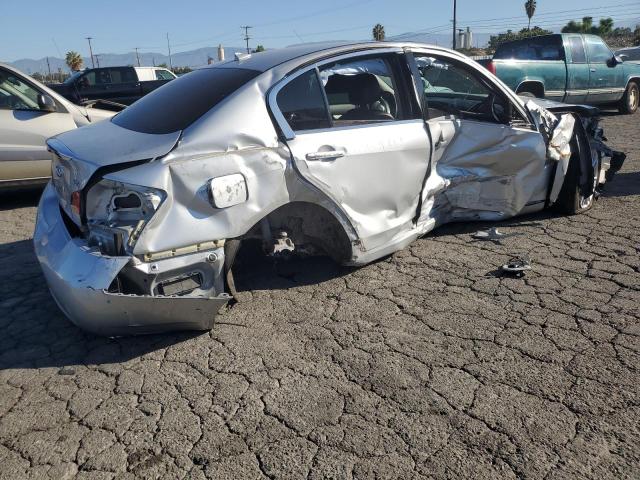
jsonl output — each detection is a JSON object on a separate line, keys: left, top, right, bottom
{"left": 33, "top": 42, "right": 619, "bottom": 335}
{"left": 0, "top": 62, "right": 114, "bottom": 189}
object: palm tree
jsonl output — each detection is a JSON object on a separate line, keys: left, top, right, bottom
{"left": 598, "top": 18, "right": 614, "bottom": 36}
{"left": 65, "top": 51, "right": 83, "bottom": 71}
{"left": 372, "top": 24, "right": 385, "bottom": 42}
{"left": 525, "top": 0, "right": 536, "bottom": 31}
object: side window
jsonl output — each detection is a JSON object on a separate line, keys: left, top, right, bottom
{"left": 568, "top": 37, "right": 587, "bottom": 63}
{"left": 109, "top": 68, "right": 136, "bottom": 84}
{"left": 585, "top": 37, "right": 612, "bottom": 63}
{"left": 494, "top": 36, "right": 563, "bottom": 61}
{"left": 319, "top": 56, "right": 401, "bottom": 125}
{"left": 276, "top": 69, "right": 330, "bottom": 132}
{"left": 415, "top": 56, "right": 497, "bottom": 121}
{"left": 0, "top": 69, "right": 40, "bottom": 110}
{"left": 156, "top": 69, "right": 174, "bottom": 80}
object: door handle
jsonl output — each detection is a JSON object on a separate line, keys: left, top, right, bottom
{"left": 590, "top": 68, "right": 596, "bottom": 72}
{"left": 305, "top": 150, "right": 345, "bottom": 161}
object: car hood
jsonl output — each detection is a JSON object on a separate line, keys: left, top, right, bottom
{"left": 523, "top": 96, "right": 600, "bottom": 117}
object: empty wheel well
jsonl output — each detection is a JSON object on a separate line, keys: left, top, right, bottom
{"left": 240, "top": 202, "right": 353, "bottom": 264}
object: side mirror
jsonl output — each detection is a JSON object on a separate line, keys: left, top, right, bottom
{"left": 37, "top": 94, "right": 57, "bottom": 112}
{"left": 618, "top": 54, "right": 628, "bottom": 62}
{"left": 607, "top": 55, "right": 623, "bottom": 67}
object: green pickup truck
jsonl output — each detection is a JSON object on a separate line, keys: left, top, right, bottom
{"left": 486, "top": 33, "right": 640, "bottom": 114}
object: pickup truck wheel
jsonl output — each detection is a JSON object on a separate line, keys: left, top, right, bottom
{"left": 619, "top": 81, "right": 639, "bottom": 115}
{"left": 555, "top": 150, "right": 601, "bottom": 215}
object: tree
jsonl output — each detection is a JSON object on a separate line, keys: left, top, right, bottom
{"left": 65, "top": 51, "right": 83, "bottom": 72}
{"left": 253, "top": 45, "right": 265, "bottom": 53}
{"left": 372, "top": 24, "right": 385, "bottom": 42}
{"left": 635, "top": 25, "right": 640, "bottom": 46}
{"left": 598, "top": 18, "right": 614, "bottom": 36}
{"left": 524, "top": 0, "right": 536, "bottom": 31}
{"left": 487, "top": 26, "right": 553, "bottom": 53}
{"left": 561, "top": 16, "right": 614, "bottom": 35}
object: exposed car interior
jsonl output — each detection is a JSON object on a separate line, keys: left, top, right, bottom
{"left": 0, "top": 70, "right": 39, "bottom": 110}
{"left": 321, "top": 57, "right": 400, "bottom": 125}
{"left": 416, "top": 56, "right": 513, "bottom": 123}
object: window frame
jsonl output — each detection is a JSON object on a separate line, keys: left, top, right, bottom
{"left": 0, "top": 66, "right": 66, "bottom": 113}
{"left": 268, "top": 47, "right": 419, "bottom": 140}
{"left": 584, "top": 35, "right": 614, "bottom": 64}
{"left": 406, "top": 49, "right": 533, "bottom": 127}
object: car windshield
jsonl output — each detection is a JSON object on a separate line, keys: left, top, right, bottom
{"left": 112, "top": 67, "right": 260, "bottom": 134}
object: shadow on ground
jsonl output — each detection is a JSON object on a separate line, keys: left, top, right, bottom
{"left": 600, "top": 171, "right": 640, "bottom": 198}
{"left": 0, "top": 187, "right": 42, "bottom": 211}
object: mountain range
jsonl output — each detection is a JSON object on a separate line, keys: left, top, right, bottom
{"left": 7, "top": 32, "right": 493, "bottom": 74}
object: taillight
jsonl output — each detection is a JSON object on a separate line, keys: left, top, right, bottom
{"left": 71, "top": 191, "right": 82, "bottom": 216}
{"left": 487, "top": 61, "right": 496, "bottom": 76}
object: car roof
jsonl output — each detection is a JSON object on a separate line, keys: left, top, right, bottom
{"left": 207, "top": 41, "right": 449, "bottom": 73}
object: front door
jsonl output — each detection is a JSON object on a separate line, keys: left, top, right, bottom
{"left": 410, "top": 53, "right": 548, "bottom": 221}
{"left": 0, "top": 68, "right": 76, "bottom": 183}
{"left": 585, "top": 35, "right": 624, "bottom": 103}
{"left": 271, "top": 52, "right": 431, "bottom": 250}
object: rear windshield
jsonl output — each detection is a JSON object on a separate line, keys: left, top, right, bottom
{"left": 112, "top": 67, "right": 261, "bottom": 134}
{"left": 494, "top": 36, "right": 564, "bottom": 61}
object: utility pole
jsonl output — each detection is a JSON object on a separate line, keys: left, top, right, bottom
{"left": 134, "top": 47, "right": 141, "bottom": 67}
{"left": 452, "top": 0, "right": 457, "bottom": 50}
{"left": 241, "top": 26, "right": 252, "bottom": 54}
{"left": 86, "top": 37, "right": 95, "bottom": 67}
{"left": 94, "top": 54, "right": 101, "bottom": 68}
{"left": 46, "top": 57, "right": 52, "bottom": 82}
{"left": 166, "top": 33, "right": 173, "bottom": 71}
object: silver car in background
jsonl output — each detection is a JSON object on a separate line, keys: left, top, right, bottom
{"left": 0, "top": 63, "right": 114, "bottom": 190}
{"left": 34, "top": 42, "right": 624, "bottom": 335}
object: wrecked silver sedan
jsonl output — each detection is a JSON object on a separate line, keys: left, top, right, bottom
{"left": 34, "top": 42, "right": 624, "bottom": 335}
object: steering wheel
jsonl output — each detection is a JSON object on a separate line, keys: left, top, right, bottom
{"left": 467, "top": 93, "right": 504, "bottom": 123}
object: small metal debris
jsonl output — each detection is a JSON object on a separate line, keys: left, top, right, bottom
{"left": 472, "top": 227, "right": 522, "bottom": 244}
{"left": 501, "top": 256, "right": 532, "bottom": 277}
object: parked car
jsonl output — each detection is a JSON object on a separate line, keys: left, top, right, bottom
{"left": 0, "top": 63, "right": 115, "bottom": 190}
{"left": 34, "top": 41, "right": 624, "bottom": 335}
{"left": 48, "top": 66, "right": 177, "bottom": 107}
{"left": 485, "top": 34, "right": 640, "bottom": 114}
{"left": 615, "top": 46, "right": 640, "bottom": 64}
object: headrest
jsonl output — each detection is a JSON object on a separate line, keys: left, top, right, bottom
{"left": 347, "top": 73, "right": 382, "bottom": 106}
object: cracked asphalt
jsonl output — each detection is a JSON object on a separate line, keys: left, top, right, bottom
{"left": 0, "top": 111, "right": 638, "bottom": 480}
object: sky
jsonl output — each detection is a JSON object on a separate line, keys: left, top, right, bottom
{"left": 1, "top": 0, "right": 638, "bottom": 61}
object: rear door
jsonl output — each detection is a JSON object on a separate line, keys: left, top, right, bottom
{"left": 585, "top": 35, "right": 624, "bottom": 103}
{"left": 270, "top": 50, "right": 431, "bottom": 250}
{"left": 0, "top": 67, "right": 76, "bottom": 184}
{"left": 564, "top": 35, "right": 590, "bottom": 104}
{"left": 409, "top": 52, "right": 548, "bottom": 220}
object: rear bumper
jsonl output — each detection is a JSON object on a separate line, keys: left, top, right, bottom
{"left": 33, "top": 182, "right": 230, "bottom": 336}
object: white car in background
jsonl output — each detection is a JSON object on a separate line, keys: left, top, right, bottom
{"left": 0, "top": 63, "right": 115, "bottom": 190}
